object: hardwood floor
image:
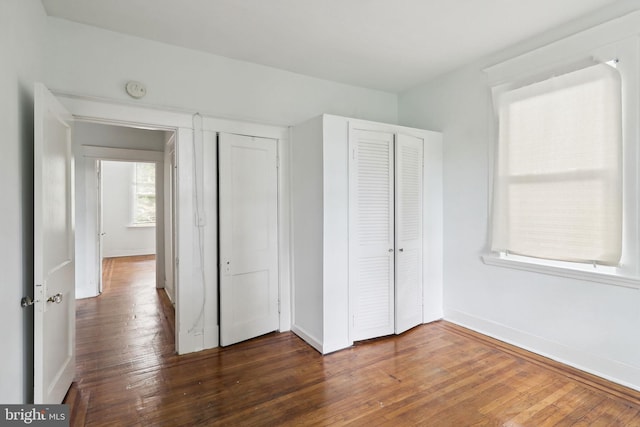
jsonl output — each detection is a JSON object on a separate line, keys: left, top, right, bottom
{"left": 66, "top": 256, "right": 640, "bottom": 426}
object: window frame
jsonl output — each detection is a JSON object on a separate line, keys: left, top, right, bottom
{"left": 482, "top": 34, "right": 640, "bottom": 289}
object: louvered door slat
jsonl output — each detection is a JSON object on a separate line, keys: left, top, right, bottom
{"left": 395, "top": 134, "right": 424, "bottom": 334}
{"left": 349, "top": 128, "right": 395, "bottom": 341}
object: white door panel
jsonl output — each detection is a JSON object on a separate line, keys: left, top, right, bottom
{"left": 349, "top": 128, "right": 395, "bottom": 341}
{"left": 219, "top": 133, "right": 279, "bottom": 346}
{"left": 395, "top": 134, "right": 424, "bottom": 333}
{"left": 34, "top": 83, "right": 75, "bottom": 403}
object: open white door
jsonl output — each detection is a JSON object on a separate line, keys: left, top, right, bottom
{"left": 348, "top": 128, "right": 395, "bottom": 341}
{"left": 219, "top": 133, "right": 279, "bottom": 346}
{"left": 34, "top": 83, "right": 75, "bottom": 403}
{"left": 394, "top": 134, "right": 424, "bottom": 334}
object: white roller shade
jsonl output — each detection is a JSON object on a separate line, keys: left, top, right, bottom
{"left": 491, "top": 63, "right": 622, "bottom": 264}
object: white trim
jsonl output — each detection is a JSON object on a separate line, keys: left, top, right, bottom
{"left": 484, "top": 10, "right": 640, "bottom": 86}
{"left": 57, "top": 93, "right": 192, "bottom": 130}
{"left": 445, "top": 309, "right": 640, "bottom": 392}
{"left": 102, "top": 249, "right": 156, "bottom": 258}
{"left": 482, "top": 253, "right": 640, "bottom": 289}
{"left": 127, "top": 223, "right": 155, "bottom": 229}
{"left": 82, "top": 146, "right": 164, "bottom": 162}
{"left": 291, "top": 325, "right": 323, "bottom": 354}
{"left": 331, "top": 113, "right": 440, "bottom": 140}
{"left": 80, "top": 148, "right": 165, "bottom": 300}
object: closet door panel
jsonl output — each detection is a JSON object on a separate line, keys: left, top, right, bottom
{"left": 395, "top": 134, "right": 424, "bottom": 334}
{"left": 219, "top": 133, "right": 279, "bottom": 346}
{"left": 349, "top": 128, "right": 395, "bottom": 341}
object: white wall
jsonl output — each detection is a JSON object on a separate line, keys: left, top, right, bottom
{"left": 290, "top": 116, "right": 325, "bottom": 350}
{"left": 44, "top": 17, "right": 398, "bottom": 127}
{"left": 0, "top": 0, "right": 46, "bottom": 404}
{"left": 399, "top": 5, "right": 640, "bottom": 391}
{"left": 74, "top": 122, "right": 166, "bottom": 299}
{"left": 101, "top": 161, "right": 156, "bottom": 258}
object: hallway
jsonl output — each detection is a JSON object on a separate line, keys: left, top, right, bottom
{"left": 71, "top": 255, "right": 176, "bottom": 425}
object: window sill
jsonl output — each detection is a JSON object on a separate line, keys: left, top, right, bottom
{"left": 127, "top": 223, "right": 156, "bottom": 228}
{"left": 481, "top": 253, "right": 640, "bottom": 290}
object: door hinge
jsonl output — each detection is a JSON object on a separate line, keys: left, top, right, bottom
{"left": 277, "top": 299, "right": 281, "bottom": 313}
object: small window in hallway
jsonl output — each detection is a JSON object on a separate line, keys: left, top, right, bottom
{"left": 132, "top": 162, "right": 156, "bottom": 225}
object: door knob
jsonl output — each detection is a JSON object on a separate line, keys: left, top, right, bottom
{"left": 388, "top": 249, "right": 394, "bottom": 252}
{"left": 47, "top": 293, "right": 63, "bottom": 304}
{"left": 399, "top": 248, "right": 404, "bottom": 252}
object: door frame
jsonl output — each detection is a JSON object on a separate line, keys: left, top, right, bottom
{"left": 202, "top": 118, "right": 292, "bottom": 342}
{"left": 83, "top": 148, "right": 166, "bottom": 294}
{"left": 55, "top": 93, "right": 291, "bottom": 354}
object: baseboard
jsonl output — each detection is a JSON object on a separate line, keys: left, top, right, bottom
{"left": 103, "top": 249, "right": 156, "bottom": 258}
{"left": 291, "top": 324, "right": 323, "bottom": 354}
{"left": 445, "top": 309, "right": 640, "bottom": 392}
{"left": 177, "top": 330, "right": 206, "bottom": 355}
{"left": 63, "top": 382, "right": 90, "bottom": 427}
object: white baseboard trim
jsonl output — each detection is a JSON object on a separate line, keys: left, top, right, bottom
{"left": 291, "top": 324, "right": 323, "bottom": 354}
{"left": 177, "top": 330, "right": 204, "bottom": 355}
{"left": 204, "top": 325, "right": 219, "bottom": 350}
{"left": 445, "top": 309, "right": 640, "bottom": 392}
{"left": 103, "top": 249, "right": 156, "bottom": 258}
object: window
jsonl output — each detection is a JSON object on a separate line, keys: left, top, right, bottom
{"left": 132, "top": 162, "right": 156, "bottom": 225}
{"left": 483, "top": 32, "right": 640, "bottom": 287}
{"left": 491, "top": 63, "right": 622, "bottom": 265}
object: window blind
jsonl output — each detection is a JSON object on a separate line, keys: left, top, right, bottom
{"left": 491, "top": 63, "right": 622, "bottom": 264}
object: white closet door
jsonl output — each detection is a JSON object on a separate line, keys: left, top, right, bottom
{"left": 219, "top": 133, "right": 279, "bottom": 346}
{"left": 395, "top": 134, "right": 424, "bottom": 334}
{"left": 349, "top": 128, "right": 395, "bottom": 341}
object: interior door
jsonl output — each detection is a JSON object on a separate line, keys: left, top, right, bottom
{"left": 394, "top": 133, "right": 424, "bottom": 334}
{"left": 219, "top": 133, "right": 279, "bottom": 346}
{"left": 349, "top": 128, "right": 395, "bottom": 341}
{"left": 34, "top": 83, "right": 75, "bottom": 403}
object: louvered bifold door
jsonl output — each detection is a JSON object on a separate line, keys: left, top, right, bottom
{"left": 349, "top": 128, "right": 395, "bottom": 341}
{"left": 394, "top": 134, "right": 424, "bottom": 334}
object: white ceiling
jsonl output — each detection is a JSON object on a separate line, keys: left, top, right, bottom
{"left": 41, "top": 0, "right": 621, "bottom": 93}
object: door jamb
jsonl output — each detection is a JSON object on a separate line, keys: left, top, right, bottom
{"left": 84, "top": 149, "right": 165, "bottom": 294}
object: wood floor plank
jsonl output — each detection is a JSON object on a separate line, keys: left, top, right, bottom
{"left": 64, "top": 256, "right": 640, "bottom": 426}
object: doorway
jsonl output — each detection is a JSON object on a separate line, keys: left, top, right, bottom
{"left": 57, "top": 92, "right": 292, "bottom": 355}
{"left": 98, "top": 160, "right": 158, "bottom": 293}
{"left": 74, "top": 122, "right": 177, "bottom": 347}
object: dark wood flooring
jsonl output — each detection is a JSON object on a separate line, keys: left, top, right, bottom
{"left": 65, "top": 255, "right": 640, "bottom": 426}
